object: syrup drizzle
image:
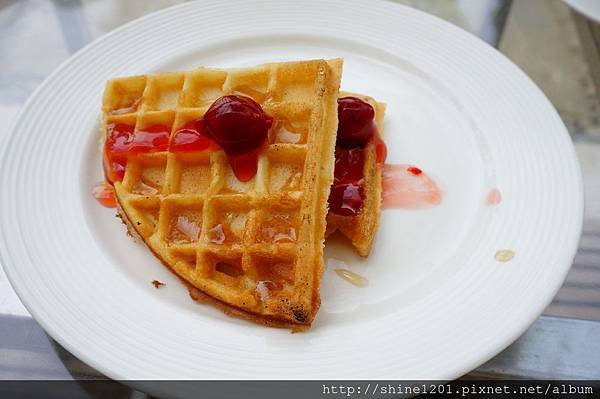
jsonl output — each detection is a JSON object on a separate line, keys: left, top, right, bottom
{"left": 255, "top": 280, "right": 278, "bottom": 301}
{"left": 495, "top": 249, "right": 515, "bottom": 262}
{"left": 382, "top": 164, "right": 442, "bottom": 209}
{"left": 272, "top": 118, "right": 303, "bottom": 144}
{"left": 334, "top": 269, "right": 369, "bottom": 287}
{"left": 111, "top": 98, "right": 141, "bottom": 115}
{"left": 174, "top": 216, "right": 201, "bottom": 242}
{"left": 206, "top": 224, "right": 226, "bottom": 244}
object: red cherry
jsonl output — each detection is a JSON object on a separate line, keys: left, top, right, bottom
{"left": 129, "top": 124, "right": 170, "bottom": 154}
{"left": 337, "top": 97, "right": 375, "bottom": 148}
{"left": 334, "top": 148, "right": 364, "bottom": 184}
{"left": 170, "top": 121, "right": 215, "bottom": 152}
{"left": 203, "top": 95, "right": 272, "bottom": 154}
{"left": 328, "top": 183, "right": 365, "bottom": 216}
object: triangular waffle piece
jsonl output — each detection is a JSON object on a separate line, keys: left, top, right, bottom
{"left": 103, "top": 59, "right": 342, "bottom": 328}
{"left": 326, "top": 92, "right": 385, "bottom": 257}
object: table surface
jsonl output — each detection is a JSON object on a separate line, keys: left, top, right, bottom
{"left": 0, "top": 0, "right": 599, "bottom": 388}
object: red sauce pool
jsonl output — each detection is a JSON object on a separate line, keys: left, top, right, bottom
{"left": 382, "top": 164, "right": 442, "bottom": 209}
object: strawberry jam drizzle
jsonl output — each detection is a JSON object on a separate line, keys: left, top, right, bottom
{"left": 103, "top": 123, "right": 134, "bottom": 184}
{"left": 170, "top": 121, "right": 216, "bottom": 152}
{"left": 329, "top": 97, "right": 387, "bottom": 216}
{"left": 129, "top": 124, "right": 170, "bottom": 154}
{"left": 99, "top": 95, "right": 271, "bottom": 207}
{"left": 103, "top": 123, "right": 172, "bottom": 184}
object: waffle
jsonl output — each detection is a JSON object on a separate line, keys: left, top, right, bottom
{"left": 103, "top": 59, "right": 342, "bottom": 328}
{"left": 326, "top": 92, "right": 385, "bottom": 257}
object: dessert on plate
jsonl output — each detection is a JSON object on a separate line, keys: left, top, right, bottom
{"left": 99, "top": 58, "right": 386, "bottom": 329}
{"left": 102, "top": 59, "right": 342, "bottom": 328}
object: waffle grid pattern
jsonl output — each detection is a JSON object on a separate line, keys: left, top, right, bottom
{"left": 104, "top": 60, "right": 341, "bottom": 325}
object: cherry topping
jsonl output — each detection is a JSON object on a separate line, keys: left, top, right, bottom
{"left": 170, "top": 121, "right": 216, "bottom": 152}
{"left": 337, "top": 97, "right": 375, "bottom": 148}
{"left": 334, "top": 148, "right": 364, "bottom": 184}
{"left": 203, "top": 95, "right": 272, "bottom": 154}
{"left": 328, "top": 183, "right": 365, "bottom": 216}
{"left": 129, "top": 124, "right": 170, "bottom": 154}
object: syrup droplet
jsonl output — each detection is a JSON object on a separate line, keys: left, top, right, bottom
{"left": 175, "top": 216, "right": 201, "bottom": 242}
{"left": 231, "top": 87, "right": 267, "bottom": 104}
{"left": 486, "top": 188, "right": 502, "bottom": 206}
{"left": 215, "top": 261, "right": 243, "bottom": 277}
{"left": 92, "top": 182, "right": 116, "bottom": 208}
{"left": 276, "top": 128, "right": 301, "bottom": 144}
{"left": 334, "top": 269, "right": 369, "bottom": 287}
{"left": 255, "top": 280, "right": 278, "bottom": 301}
{"left": 132, "top": 177, "right": 159, "bottom": 195}
{"left": 273, "top": 119, "right": 302, "bottom": 144}
{"left": 495, "top": 249, "right": 515, "bottom": 262}
{"left": 206, "top": 224, "right": 226, "bottom": 244}
{"left": 261, "top": 226, "right": 297, "bottom": 243}
{"left": 111, "top": 98, "right": 141, "bottom": 115}
{"left": 382, "top": 164, "right": 442, "bottom": 209}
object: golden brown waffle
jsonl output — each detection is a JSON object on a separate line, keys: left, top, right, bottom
{"left": 102, "top": 59, "right": 342, "bottom": 328}
{"left": 326, "top": 92, "right": 385, "bottom": 257}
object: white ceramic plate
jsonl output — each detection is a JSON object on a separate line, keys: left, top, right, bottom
{"left": 0, "top": 0, "right": 582, "bottom": 382}
{"left": 564, "top": 0, "right": 600, "bottom": 23}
